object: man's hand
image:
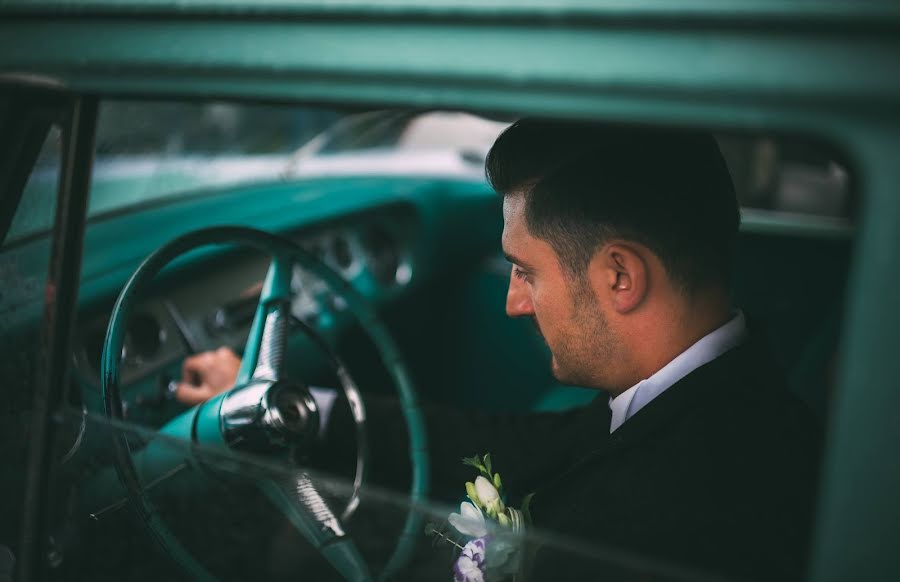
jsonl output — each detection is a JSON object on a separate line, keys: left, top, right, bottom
{"left": 175, "top": 346, "right": 241, "bottom": 405}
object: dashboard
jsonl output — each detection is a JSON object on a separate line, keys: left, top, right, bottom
{"left": 72, "top": 204, "right": 417, "bottom": 416}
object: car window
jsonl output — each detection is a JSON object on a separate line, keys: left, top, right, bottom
{"left": 718, "top": 135, "right": 853, "bottom": 224}
{"left": 23, "top": 101, "right": 856, "bottom": 582}
{"left": 0, "top": 123, "right": 61, "bottom": 310}
{"left": 2, "top": 125, "right": 62, "bottom": 248}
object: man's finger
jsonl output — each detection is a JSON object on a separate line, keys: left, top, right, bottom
{"left": 174, "top": 382, "right": 212, "bottom": 406}
{"left": 182, "top": 351, "right": 214, "bottom": 383}
{"left": 183, "top": 351, "right": 214, "bottom": 372}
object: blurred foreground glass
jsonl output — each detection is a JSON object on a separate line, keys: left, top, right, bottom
{"left": 53, "top": 408, "right": 730, "bottom": 582}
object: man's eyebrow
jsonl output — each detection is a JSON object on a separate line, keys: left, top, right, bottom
{"left": 504, "top": 252, "right": 533, "bottom": 270}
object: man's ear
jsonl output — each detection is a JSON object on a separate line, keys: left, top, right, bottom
{"left": 588, "top": 243, "right": 649, "bottom": 313}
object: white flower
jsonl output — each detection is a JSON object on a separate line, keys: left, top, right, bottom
{"left": 474, "top": 476, "right": 503, "bottom": 516}
{"left": 448, "top": 501, "right": 487, "bottom": 537}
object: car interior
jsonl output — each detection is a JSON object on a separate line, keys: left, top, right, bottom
{"left": 1, "top": 99, "right": 855, "bottom": 580}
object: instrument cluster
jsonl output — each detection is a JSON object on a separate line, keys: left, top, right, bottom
{"left": 75, "top": 211, "right": 414, "bottom": 395}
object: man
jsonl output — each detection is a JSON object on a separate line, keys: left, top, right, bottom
{"left": 178, "top": 119, "right": 821, "bottom": 580}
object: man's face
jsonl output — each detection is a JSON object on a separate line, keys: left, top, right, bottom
{"left": 501, "top": 196, "right": 617, "bottom": 388}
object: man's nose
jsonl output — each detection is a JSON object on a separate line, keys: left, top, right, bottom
{"left": 505, "top": 269, "right": 534, "bottom": 317}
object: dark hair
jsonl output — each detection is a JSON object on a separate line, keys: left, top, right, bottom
{"left": 486, "top": 119, "right": 740, "bottom": 295}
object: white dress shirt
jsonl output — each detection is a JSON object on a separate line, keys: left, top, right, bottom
{"left": 608, "top": 311, "right": 747, "bottom": 433}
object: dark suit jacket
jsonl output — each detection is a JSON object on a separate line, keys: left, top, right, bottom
{"left": 332, "top": 339, "right": 822, "bottom": 581}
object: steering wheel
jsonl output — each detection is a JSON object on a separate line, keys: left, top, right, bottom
{"left": 100, "top": 226, "right": 429, "bottom": 581}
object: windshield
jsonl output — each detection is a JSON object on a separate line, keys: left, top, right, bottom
{"left": 5, "top": 104, "right": 513, "bottom": 245}
{"left": 5, "top": 101, "right": 852, "bottom": 246}
{"left": 6, "top": 102, "right": 345, "bottom": 243}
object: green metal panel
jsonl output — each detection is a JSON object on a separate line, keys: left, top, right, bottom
{"left": 810, "top": 122, "right": 900, "bottom": 582}
{"left": 2, "top": 0, "right": 900, "bottom": 21}
{"left": 1, "top": 1, "right": 900, "bottom": 116}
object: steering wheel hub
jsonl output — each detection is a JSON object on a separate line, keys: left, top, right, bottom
{"left": 220, "top": 379, "right": 319, "bottom": 452}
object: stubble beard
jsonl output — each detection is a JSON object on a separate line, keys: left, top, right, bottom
{"left": 548, "top": 293, "right": 615, "bottom": 389}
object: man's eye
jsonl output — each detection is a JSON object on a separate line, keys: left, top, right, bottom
{"left": 513, "top": 267, "right": 529, "bottom": 281}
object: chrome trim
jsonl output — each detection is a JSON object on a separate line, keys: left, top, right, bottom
{"left": 252, "top": 305, "right": 288, "bottom": 381}
{"left": 336, "top": 366, "right": 365, "bottom": 520}
{"left": 293, "top": 472, "right": 346, "bottom": 539}
{"left": 59, "top": 405, "right": 87, "bottom": 465}
{"left": 220, "top": 379, "right": 319, "bottom": 451}
{"left": 0, "top": 73, "right": 68, "bottom": 90}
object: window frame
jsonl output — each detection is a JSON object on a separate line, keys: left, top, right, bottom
{"left": 1, "top": 79, "right": 98, "bottom": 582}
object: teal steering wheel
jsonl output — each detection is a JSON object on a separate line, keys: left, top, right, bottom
{"left": 100, "top": 226, "right": 429, "bottom": 581}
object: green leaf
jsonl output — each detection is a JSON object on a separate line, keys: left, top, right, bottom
{"left": 521, "top": 492, "right": 535, "bottom": 525}
{"left": 462, "top": 454, "right": 486, "bottom": 473}
{"left": 483, "top": 453, "right": 493, "bottom": 476}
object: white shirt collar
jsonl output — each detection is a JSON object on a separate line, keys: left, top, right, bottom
{"left": 608, "top": 311, "right": 747, "bottom": 433}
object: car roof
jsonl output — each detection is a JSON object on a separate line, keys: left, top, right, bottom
{"left": 2, "top": 0, "right": 899, "bottom": 18}
{"left": 1, "top": 0, "right": 899, "bottom": 119}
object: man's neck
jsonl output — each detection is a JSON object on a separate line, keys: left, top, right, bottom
{"left": 618, "top": 291, "right": 733, "bottom": 393}
{"left": 607, "top": 309, "right": 746, "bottom": 432}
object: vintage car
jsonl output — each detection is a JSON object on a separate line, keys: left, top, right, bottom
{"left": 0, "top": 1, "right": 898, "bottom": 581}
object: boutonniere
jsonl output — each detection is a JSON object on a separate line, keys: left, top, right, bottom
{"left": 426, "top": 453, "right": 534, "bottom": 582}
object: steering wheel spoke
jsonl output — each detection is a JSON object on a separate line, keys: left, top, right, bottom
{"left": 237, "top": 257, "right": 294, "bottom": 386}
{"left": 259, "top": 475, "right": 373, "bottom": 582}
